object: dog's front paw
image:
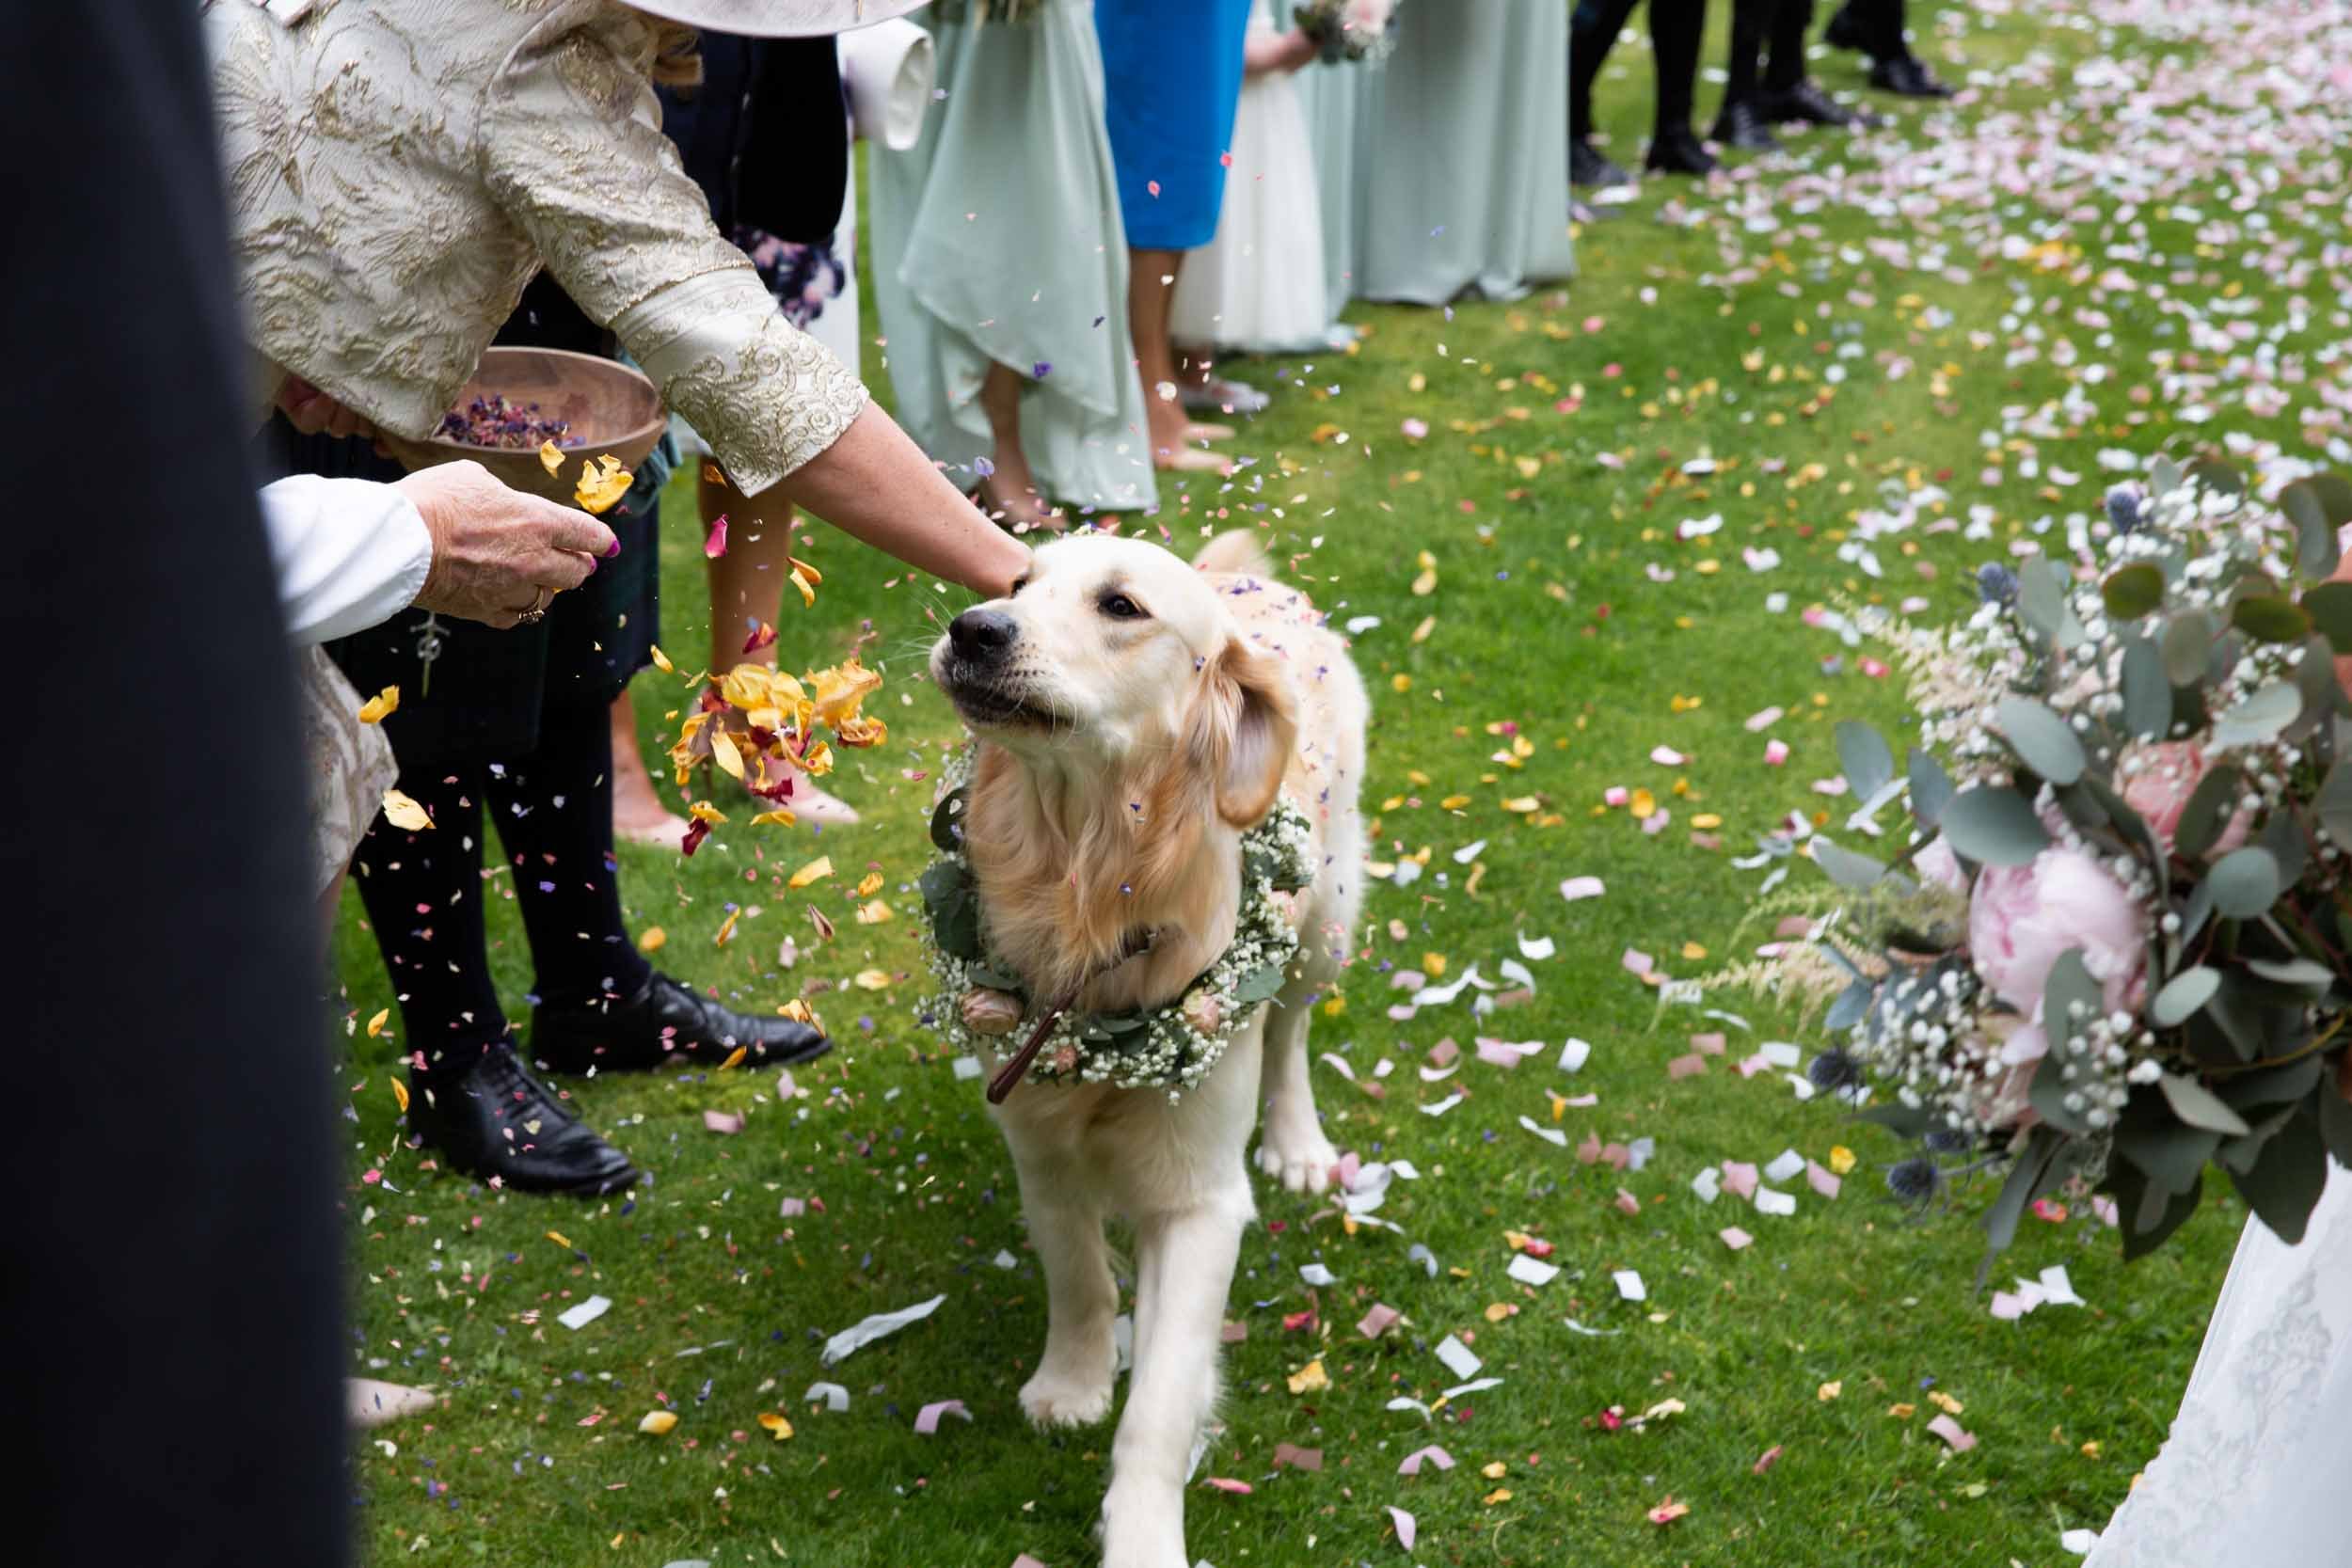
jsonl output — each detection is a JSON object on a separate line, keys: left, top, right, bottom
{"left": 1255, "top": 1117, "right": 1341, "bottom": 1196}
{"left": 1020, "top": 1362, "right": 1115, "bottom": 1429}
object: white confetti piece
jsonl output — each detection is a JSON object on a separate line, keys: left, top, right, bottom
{"left": 1517, "top": 933, "right": 1556, "bottom": 960}
{"left": 1420, "top": 1092, "right": 1464, "bottom": 1117}
{"left": 1507, "top": 1254, "right": 1560, "bottom": 1287}
{"left": 1441, "top": 1376, "right": 1503, "bottom": 1399}
{"left": 1298, "top": 1263, "right": 1340, "bottom": 1287}
{"left": 557, "top": 1295, "right": 612, "bottom": 1331}
{"left": 1406, "top": 1243, "right": 1439, "bottom": 1278}
{"left": 992, "top": 1250, "right": 1018, "bottom": 1270}
{"left": 818, "top": 1293, "right": 946, "bottom": 1367}
{"left": 1691, "top": 1166, "right": 1722, "bottom": 1203}
{"left": 1453, "top": 839, "right": 1486, "bottom": 864}
{"left": 950, "top": 1055, "right": 983, "bottom": 1082}
{"left": 1613, "top": 1270, "right": 1646, "bottom": 1302}
{"left": 1434, "top": 1334, "right": 1483, "bottom": 1379}
{"left": 1559, "top": 876, "right": 1606, "bottom": 902}
{"left": 1558, "top": 1037, "right": 1592, "bottom": 1072}
{"left": 803, "top": 1381, "right": 850, "bottom": 1412}
{"left": 1755, "top": 1187, "right": 1799, "bottom": 1218}
{"left": 1763, "top": 1148, "right": 1807, "bottom": 1183}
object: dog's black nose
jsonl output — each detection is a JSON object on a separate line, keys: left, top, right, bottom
{"left": 948, "top": 607, "right": 1017, "bottom": 661}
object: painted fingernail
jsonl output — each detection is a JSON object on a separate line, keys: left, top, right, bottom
{"left": 604, "top": 538, "right": 622, "bottom": 559}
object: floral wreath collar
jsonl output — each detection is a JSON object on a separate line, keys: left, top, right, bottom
{"left": 917, "top": 745, "right": 1315, "bottom": 1101}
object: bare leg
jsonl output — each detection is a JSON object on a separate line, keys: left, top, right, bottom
{"left": 701, "top": 469, "right": 858, "bottom": 827}
{"left": 973, "top": 361, "right": 1064, "bottom": 536}
{"left": 607, "top": 685, "right": 690, "bottom": 847}
{"left": 1130, "top": 248, "right": 1232, "bottom": 474}
{"left": 1103, "top": 1193, "right": 1251, "bottom": 1568}
{"left": 1011, "top": 1153, "right": 1120, "bottom": 1428}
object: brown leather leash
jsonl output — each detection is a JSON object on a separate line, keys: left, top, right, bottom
{"left": 983, "top": 928, "right": 1156, "bottom": 1105}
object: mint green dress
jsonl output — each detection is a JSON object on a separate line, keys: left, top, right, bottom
{"left": 867, "top": 0, "right": 1157, "bottom": 513}
{"left": 1312, "top": 0, "right": 1576, "bottom": 306}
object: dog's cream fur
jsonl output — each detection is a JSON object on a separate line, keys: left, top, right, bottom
{"left": 928, "top": 531, "right": 1366, "bottom": 1568}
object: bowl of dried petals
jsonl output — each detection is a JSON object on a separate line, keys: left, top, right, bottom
{"left": 378, "top": 347, "right": 666, "bottom": 512}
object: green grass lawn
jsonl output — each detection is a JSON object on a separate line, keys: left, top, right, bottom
{"left": 328, "top": 2, "right": 2349, "bottom": 1562}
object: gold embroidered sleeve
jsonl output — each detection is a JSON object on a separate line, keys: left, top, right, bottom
{"left": 481, "top": 23, "right": 868, "bottom": 494}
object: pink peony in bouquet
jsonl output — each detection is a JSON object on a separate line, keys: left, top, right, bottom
{"left": 1742, "top": 460, "right": 2352, "bottom": 1269}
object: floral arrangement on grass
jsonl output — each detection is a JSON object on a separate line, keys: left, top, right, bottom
{"left": 1737, "top": 459, "right": 2352, "bottom": 1270}
{"left": 1295, "top": 0, "right": 1400, "bottom": 63}
{"left": 666, "top": 657, "right": 887, "bottom": 856}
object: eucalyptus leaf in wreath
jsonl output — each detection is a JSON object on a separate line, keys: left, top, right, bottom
{"left": 930, "top": 786, "right": 969, "bottom": 854}
{"left": 1906, "top": 747, "right": 1955, "bottom": 828}
{"left": 2101, "top": 562, "right": 2166, "bottom": 622}
{"left": 919, "top": 860, "right": 983, "bottom": 960}
{"left": 1810, "top": 838, "right": 1888, "bottom": 892}
{"left": 2300, "top": 580, "right": 2352, "bottom": 650}
{"left": 2162, "top": 607, "right": 2217, "bottom": 686}
{"left": 1232, "top": 962, "right": 1289, "bottom": 1006}
{"left": 2120, "top": 638, "right": 2171, "bottom": 739}
{"left": 2150, "top": 966, "right": 2220, "bottom": 1027}
{"left": 2171, "top": 763, "right": 2242, "bottom": 859}
{"left": 2209, "top": 680, "right": 2301, "bottom": 750}
{"left": 2204, "top": 845, "right": 2280, "bottom": 920}
{"left": 2226, "top": 1107, "right": 2328, "bottom": 1245}
{"left": 2281, "top": 474, "right": 2352, "bottom": 579}
{"left": 2229, "top": 594, "right": 2312, "bottom": 645}
{"left": 2158, "top": 1070, "right": 2253, "bottom": 1136}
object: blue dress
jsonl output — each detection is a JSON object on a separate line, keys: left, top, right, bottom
{"left": 1093, "top": 0, "right": 1253, "bottom": 250}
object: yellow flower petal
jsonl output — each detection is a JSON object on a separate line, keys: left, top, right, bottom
{"left": 854, "top": 871, "right": 883, "bottom": 898}
{"left": 853, "top": 968, "right": 892, "bottom": 991}
{"left": 1285, "top": 1358, "right": 1329, "bottom": 1395}
{"left": 1819, "top": 1381, "right": 1844, "bottom": 1402}
{"left": 808, "top": 658, "right": 882, "bottom": 726}
{"left": 545, "top": 1231, "right": 573, "bottom": 1249}
{"left": 710, "top": 726, "right": 745, "bottom": 780}
{"left": 389, "top": 1077, "right": 409, "bottom": 1114}
{"left": 715, "top": 909, "right": 739, "bottom": 947}
{"left": 717, "top": 1045, "right": 747, "bottom": 1071}
{"left": 688, "top": 800, "right": 728, "bottom": 826}
{"left": 1628, "top": 787, "right": 1657, "bottom": 820}
{"left": 758, "top": 1412, "right": 793, "bottom": 1441}
{"left": 538, "top": 439, "right": 564, "bottom": 477}
{"left": 853, "top": 899, "right": 893, "bottom": 926}
{"left": 382, "top": 788, "right": 433, "bottom": 831}
{"left": 365, "top": 1007, "right": 390, "bottom": 1038}
{"left": 357, "top": 685, "right": 399, "bottom": 723}
{"left": 575, "top": 453, "right": 632, "bottom": 515}
{"left": 749, "top": 809, "right": 798, "bottom": 827}
{"left": 637, "top": 1410, "right": 677, "bottom": 1435}
{"left": 788, "top": 856, "right": 834, "bottom": 889}
{"left": 638, "top": 927, "right": 667, "bottom": 954}
{"left": 650, "top": 643, "right": 675, "bottom": 673}
{"left": 788, "top": 564, "right": 817, "bottom": 608}
{"left": 1828, "top": 1145, "right": 1857, "bottom": 1176}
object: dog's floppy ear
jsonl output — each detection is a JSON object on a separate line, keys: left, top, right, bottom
{"left": 1195, "top": 637, "right": 1298, "bottom": 827}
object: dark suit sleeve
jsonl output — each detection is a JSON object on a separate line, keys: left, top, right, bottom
{"left": 0, "top": 7, "right": 349, "bottom": 1568}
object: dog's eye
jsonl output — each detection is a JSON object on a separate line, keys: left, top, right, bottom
{"left": 1008, "top": 575, "right": 1030, "bottom": 598}
{"left": 1099, "top": 592, "right": 1148, "bottom": 621}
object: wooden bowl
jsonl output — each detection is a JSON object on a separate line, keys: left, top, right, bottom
{"left": 377, "top": 347, "right": 665, "bottom": 509}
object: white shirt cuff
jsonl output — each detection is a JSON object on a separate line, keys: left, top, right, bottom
{"left": 260, "top": 474, "right": 434, "bottom": 645}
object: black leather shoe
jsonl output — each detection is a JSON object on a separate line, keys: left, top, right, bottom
{"left": 1757, "top": 80, "right": 1874, "bottom": 127}
{"left": 1570, "top": 137, "right": 1629, "bottom": 188}
{"left": 1822, "top": 4, "right": 1865, "bottom": 53}
{"left": 532, "top": 971, "right": 834, "bottom": 1073}
{"left": 408, "top": 1043, "right": 638, "bottom": 1196}
{"left": 1708, "top": 100, "right": 1782, "bottom": 151}
{"left": 1645, "top": 127, "right": 1719, "bottom": 176}
{"left": 1871, "top": 55, "right": 1953, "bottom": 97}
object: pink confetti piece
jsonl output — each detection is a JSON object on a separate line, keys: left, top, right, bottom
{"left": 914, "top": 1399, "right": 970, "bottom": 1434}
{"left": 1772, "top": 915, "right": 1814, "bottom": 938}
{"left": 1927, "top": 1414, "right": 1977, "bottom": 1452}
{"left": 1577, "top": 1132, "right": 1602, "bottom": 1165}
{"left": 1272, "top": 1443, "right": 1324, "bottom": 1471}
{"left": 1398, "top": 1445, "right": 1455, "bottom": 1475}
{"left": 1753, "top": 1444, "right": 1784, "bottom": 1474}
{"left": 703, "top": 1109, "right": 744, "bottom": 1134}
{"left": 1603, "top": 786, "right": 1629, "bottom": 806}
{"left": 1474, "top": 1038, "right": 1526, "bottom": 1069}
{"left": 1388, "top": 1506, "right": 1418, "bottom": 1550}
{"left": 1650, "top": 745, "right": 1688, "bottom": 766}
{"left": 1722, "top": 1161, "right": 1760, "bottom": 1200}
{"left": 1426, "top": 1037, "right": 1459, "bottom": 1068}
{"left": 1806, "top": 1161, "right": 1843, "bottom": 1200}
{"left": 1734, "top": 1053, "right": 1772, "bottom": 1079}
{"left": 1204, "top": 1477, "right": 1252, "bottom": 1495}
{"left": 779, "top": 1196, "right": 806, "bottom": 1216}
{"left": 1358, "top": 1303, "right": 1401, "bottom": 1338}
{"left": 1720, "top": 1227, "right": 1754, "bottom": 1250}
{"left": 703, "top": 514, "right": 728, "bottom": 558}
{"left": 1666, "top": 1053, "right": 1707, "bottom": 1080}
{"left": 1560, "top": 876, "right": 1607, "bottom": 901}
{"left": 1764, "top": 739, "right": 1790, "bottom": 766}
{"left": 1614, "top": 1188, "right": 1641, "bottom": 1216}
{"left": 1989, "top": 1291, "right": 2031, "bottom": 1322}
{"left": 1600, "top": 1142, "right": 1630, "bottom": 1171}
{"left": 1810, "top": 777, "right": 1850, "bottom": 797}
{"left": 1012, "top": 1557, "right": 1051, "bottom": 1568}
{"left": 1220, "top": 1321, "right": 1248, "bottom": 1343}
{"left": 1642, "top": 810, "right": 1672, "bottom": 835}
{"left": 1744, "top": 705, "right": 1785, "bottom": 732}
{"left": 1622, "top": 948, "right": 1654, "bottom": 975}
{"left": 1691, "top": 1032, "right": 1727, "bottom": 1055}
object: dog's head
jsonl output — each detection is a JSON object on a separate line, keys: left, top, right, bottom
{"left": 929, "top": 536, "right": 1297, "bottom": 825}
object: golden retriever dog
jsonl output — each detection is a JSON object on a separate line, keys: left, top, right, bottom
{"left": 927, "top": 531, "right": 1367, "bottom": 1568}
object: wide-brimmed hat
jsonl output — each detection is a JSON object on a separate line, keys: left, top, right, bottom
{"left": 628, "top": 0, "right": 930, "bottom": 35}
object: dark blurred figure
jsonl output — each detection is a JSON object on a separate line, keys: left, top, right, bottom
{"left": 4, "top": 6, "right": 348, "bottom": 1568}
{"left": 1823, "top": 0, "right": 1954, "bottom": 97}
{"left": 1569, "top": 0, "right": 1713, "bottom": 182}
{"left": 1712, "top": 0, "right": 1878, "bottom": 151}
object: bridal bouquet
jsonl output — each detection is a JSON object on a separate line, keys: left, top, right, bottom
{"left": 1295, "top": 0, "right": 1400, "bottom": 62}
{"left": 1740, "top": 459, "right": 2352, "bottom": 1269}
